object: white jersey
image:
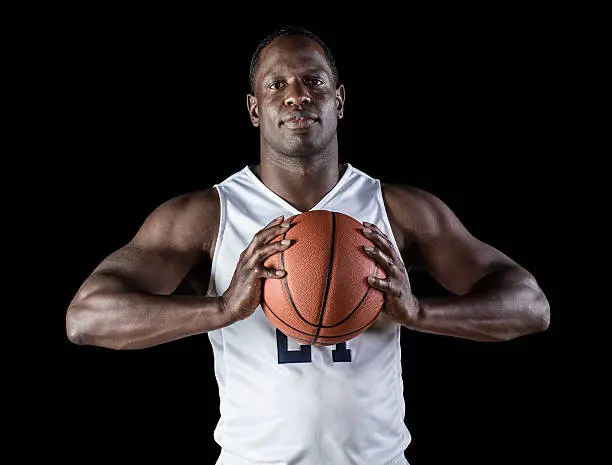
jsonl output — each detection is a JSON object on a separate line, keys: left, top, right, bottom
{"left": 207, "top": 164, "right": 411, "bottom": 465}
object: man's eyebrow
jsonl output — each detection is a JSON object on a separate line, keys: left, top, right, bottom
{"left": 261, "top": 73, "right": 284, "bottom": 82}
{"left": 302, "top": 68, "right": 331, "bottom": 77}
{"left": 261, "top": 68, "right": 331, "bottom": 81}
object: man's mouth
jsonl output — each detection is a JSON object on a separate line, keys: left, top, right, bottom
{"left": 281, "top": 112, "right": 318, "bottom": 129}
{"left": 282, "top": 117, "right": 317, "bottom": 129}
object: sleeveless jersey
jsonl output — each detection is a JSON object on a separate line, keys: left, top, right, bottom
{"left": 206, "top": 164, "right": 411, "bottom": 465}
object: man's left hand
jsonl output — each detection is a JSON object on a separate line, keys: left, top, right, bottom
{"left": 361, "top": 221, "right": 421, "bottom": 326}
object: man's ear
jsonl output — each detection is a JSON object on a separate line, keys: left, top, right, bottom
{"left": 336, "top": 84, "right": 346, "bottom": 119}
{"left": 247, "top": 94, "right": 259, "bottom": 127}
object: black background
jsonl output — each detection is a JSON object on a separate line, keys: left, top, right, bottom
{"left": 53, "top": 10, "right": 572, "bottom": 465}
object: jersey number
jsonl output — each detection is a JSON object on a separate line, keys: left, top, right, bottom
{"left": 276, "top": 329, "right": 352, "bottom": 364}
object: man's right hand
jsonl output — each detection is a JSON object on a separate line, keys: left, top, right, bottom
{"left": 220, "top": 215, "right": 293, "bottom": 323}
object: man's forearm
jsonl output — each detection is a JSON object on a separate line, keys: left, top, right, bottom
{"left": 67, "top": 291, "right": 231, "bottom": 350}
{"left": 406, "top": 267, "right": 550, "bottom": 342}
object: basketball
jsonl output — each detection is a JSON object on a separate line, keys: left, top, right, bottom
{"left": 262, "top": 210, "right": 387, "bottom": 346}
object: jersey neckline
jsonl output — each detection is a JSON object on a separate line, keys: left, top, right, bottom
{"left": 243, "top": 163, "right": 354, "bottom": 215}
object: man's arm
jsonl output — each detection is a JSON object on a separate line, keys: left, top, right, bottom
{"left": 65, "top": 189, "right": 226, "bottom": 350}
{"left": 368, "top": 184, "right": 550, "bottom": 342}
{"left": 66, "top": 189, "right": 293, "bottom": 350}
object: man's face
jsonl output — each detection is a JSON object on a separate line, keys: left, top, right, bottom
{"left": 248, "top": 35, "right": 345, "bottom": 157}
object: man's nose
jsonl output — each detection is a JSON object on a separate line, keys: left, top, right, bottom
{"left": 284, "top": 83, "right": 312, "bottom": 106}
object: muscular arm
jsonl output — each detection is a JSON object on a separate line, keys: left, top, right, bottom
{"left": 382, "top": 184, "right": 550, "bottom": 342}
{"left": 66, "top": 189, "right": 229, "bottom": 350}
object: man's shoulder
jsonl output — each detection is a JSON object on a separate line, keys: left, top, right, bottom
{"left": 159, "top": 187, "right": 219, "bottom": 216}
{"left": 147, "top": 187, "right": 220, "bottom": 232}
{"left": 141, "top": 187, "right": 220, "bottom": 254}
{"left": 380, "top": 182, "right": 450, "bottom": 234}
{"left": 380, "top": 182, "right": 439, "bottom": 210}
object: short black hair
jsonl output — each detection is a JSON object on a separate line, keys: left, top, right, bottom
{"left": 248, "top": 26, "right": 340, "bottom": 94}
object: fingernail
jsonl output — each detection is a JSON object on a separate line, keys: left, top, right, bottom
{"left": 367, "top": 276, "right": 375, "bottom": 283}
{"left": 276, "top": 270, "right": 285, "bottom": 276}
{"left": 281, "top": 239, "right": 291, "bottom": 245}
{"left": 281, "top": 221, "right": 290, "bottom": 228}
{"left": 363, "top": 221, "right": 372, "bottom": 226}
{"left": 363, "top": 245, "right": 374, "bottom": 251}
{"left": 362, "top": 228, "right": 372, "bottom": 234}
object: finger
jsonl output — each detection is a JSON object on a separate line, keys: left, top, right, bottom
{"left": 254, "top": 238, "right": 293, "bottom": 264}
{"left": 244, "top": 216, "right": 285, "bottom": 255}
{"left": 363, "top": 245, "right": 397, "bottom": 274}
{"left": 264, "top": 215, "right": 285, "bottom": 228}
{"left": 362, "top": 221, "right": 388, "bottom": 239}
{"left": 361, "top": 223, "right": 391, "bottom": 245}
{"left": 361, "top": 227, "right": 401, "bottom": 267}
{"left": 367, "top": 275, "right": 400, "bottom": 298}
{"left": 255, "top": 266, "right": 287, "bottom": 279}
{"left": 252, "top": 219, "right": 293, "bottom": 250}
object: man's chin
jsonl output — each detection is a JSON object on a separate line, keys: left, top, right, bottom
{"left": 280, "top": 139, "right": 321, "bottom": 157}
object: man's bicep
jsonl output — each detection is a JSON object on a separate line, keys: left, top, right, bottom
{"left": 417, "top": 226, "right": 517, "bottom": 295}
{"left": 90, "top": 243, "right": 200, "bottom": 295}
{"left": 384, "top": 183, "right": 518, "bottom": 295}
{"left": 82, "top": 192, "right": 216, "bottom": 297}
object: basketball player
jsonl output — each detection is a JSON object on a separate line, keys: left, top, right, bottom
{"left": 65, "top": 26, "right": 550, "bottom": 465}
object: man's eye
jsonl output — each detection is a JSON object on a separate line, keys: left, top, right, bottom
{"left": 305, "top": 79, "right": 323, "bottom": 86}
{"left": 269, "top": 81, "right": 287, "bottom": 90}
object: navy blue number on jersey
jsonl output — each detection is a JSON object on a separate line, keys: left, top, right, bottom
{"left": 276, "top": 329, "right": 352, "bottom": 363}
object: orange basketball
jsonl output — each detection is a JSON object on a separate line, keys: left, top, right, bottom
{"left": 262, "top": 210, "right": 386, "bottom": 346}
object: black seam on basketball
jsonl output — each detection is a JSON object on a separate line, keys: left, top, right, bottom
{"left": 262, "top": 299, "right": 319, "bottom": 338}
{"left": 280, "top": 215, "right": 321, "bottom": 327}
{"left": 312, "top": 261, "right": 382, "bottom": 338}
{"left": 263, "top": 298, "right": 380, "bottom": 341}
{"left": 315, "top": 263, "right": 380, "bottom": 328}
{"left": 313, "top": 211, "right": 336, "bottom": 345}
{"left": 313, "top": 309, "right": 381, "bottom": 339}
{"left": 263, "top": 300, "right": 378, "bottom": 341}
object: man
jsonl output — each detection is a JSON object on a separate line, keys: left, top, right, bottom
{"left": 66, "top": 26, "right": 550, "bottom": 465}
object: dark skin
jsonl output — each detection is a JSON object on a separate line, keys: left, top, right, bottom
{"left": 66, "top": 35, "right": 549, "bottom": 350}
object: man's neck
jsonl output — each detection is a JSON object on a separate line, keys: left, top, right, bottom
{"left": 252, "top": 155, "right": 346, "bottom": 212}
